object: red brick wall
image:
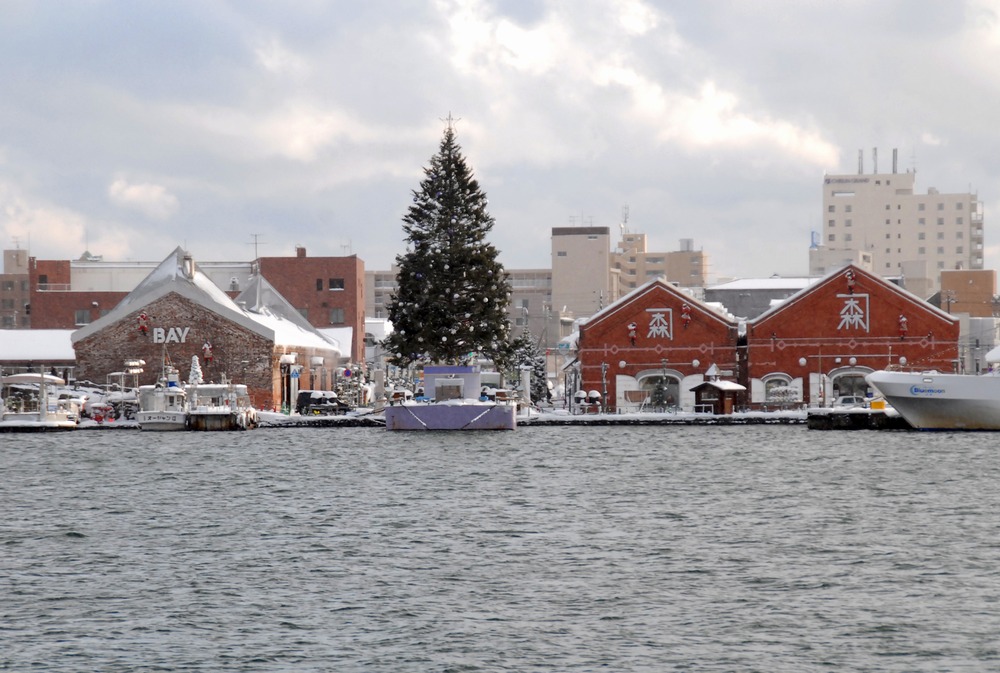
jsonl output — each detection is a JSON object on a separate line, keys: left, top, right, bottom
{"left": 578, "top": 281, "right": 739, "bottom": 411}
{"left": 748, "top": 266, "right": 959, "bottom": 405}
{"left": 257, "top": 252, "right": 365, "bottom": 363}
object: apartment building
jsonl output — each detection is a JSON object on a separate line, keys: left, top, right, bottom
{"left": 810, "top": 149, "right": 984, "bottom": 298}
{"left": 0, "top": 248, "right": 30, "bottom": 328}
{"left": 551, "top": 226, "right": 619, "bottom": 319}
{"left": 612, "top": 233, "right": 708, "bottom": 291}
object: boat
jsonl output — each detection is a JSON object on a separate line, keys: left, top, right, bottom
{"left": 384, "top": 365, "right": 516, "bottom": 431}
{"left": 186, "top": 379, "right": 258, "bottom": 431}
{"left": 865, "top": 368, "right": 1000, "bottom": 430}
{"left": 0, "top": 372, "right": 79, "bottom": 432}
{"left": 136, "top": 367, "right": 189, "bottom": 431}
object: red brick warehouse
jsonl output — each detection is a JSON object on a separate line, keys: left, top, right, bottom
{"left": 576, "top": 279, "right": 740, "bottom": 412}
{"left": 745, "top": 265, "right": 959, "bottom": 407}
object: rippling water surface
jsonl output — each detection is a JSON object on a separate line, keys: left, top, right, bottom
{"left": 4, "top": 426, "right": 1000, "bottom": 672}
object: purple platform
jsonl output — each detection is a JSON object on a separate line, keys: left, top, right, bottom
{"left": 385, "top": 403, "right": 516, "bottom": 431}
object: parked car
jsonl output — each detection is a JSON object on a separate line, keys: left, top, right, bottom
{"left": 295, "top": 390, "right": 351, "bottom": 416}
{"left": 833, "top": 395, "right": 867, "bottom": 408}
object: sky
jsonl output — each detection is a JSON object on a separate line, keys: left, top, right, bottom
{"left": 3, "top": 0, "right": 1000, "bottom": 282}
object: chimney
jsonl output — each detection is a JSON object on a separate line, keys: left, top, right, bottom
{"left": 858, "top": 149, "right": 863, "bottom": 174}
{"left": 183, "top": 253, "right": 194, "bottom": 279}
{"left": 892, "top": 148, "right": 898, "bottom": 174}
{"left": 296, "top": 246, "right": 307, "bottom": 258}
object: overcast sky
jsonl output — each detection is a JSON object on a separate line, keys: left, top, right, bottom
{"left": 3, "top": 0, "right": 1000, "bottom": 281}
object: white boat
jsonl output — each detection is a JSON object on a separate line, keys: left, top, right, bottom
{"left": 186, "top": 381, "right": 258, "bottom": 431}
{"left": 0, "top": 372, "right": 79, "bottom": 432}
{"left": 136, "top": 368, "right": 189, "bottom": 431}
{"left": 865, "top": 369, "right": 1000, "bottom": 430}
{"left": 384, "top": 366, "right": 516, "bottom": 431}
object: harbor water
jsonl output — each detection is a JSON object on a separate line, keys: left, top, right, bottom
{"left": 3, "top": 426, "right": 1000, "bottom": 672}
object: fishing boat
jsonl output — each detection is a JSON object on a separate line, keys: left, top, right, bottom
{"left": 865, "top": 367, "right": 1000, "bottom": 430}
{"left": 186, "top": 379, "right": 258, "bottom": 431}
{"left": 136, "top": 367, "right": 189, "bottom": 431}
{"left": 0, "top": 372, "right": 79, "bottom": 432}
{"left": 384, "top": 366, "right": 516, "bottom": 431}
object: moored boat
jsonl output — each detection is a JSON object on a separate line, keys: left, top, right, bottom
{"left": 0, "top": 372, "right": 79, "bottom": 432}
{"left": 186, "top": 381, "right": 258, "bottom": 431}
{"left": 865, "top": 368, "right": 1000, "bottom": 430}
{"left": 136, "top": 367, "right": 188, "bottom": 431}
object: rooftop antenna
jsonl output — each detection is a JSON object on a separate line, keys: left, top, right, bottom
{"left": 620, "top": 205, "right": 630, "bottom": 235}
{"left": 341, "top": 240, "right": 352, "bottom": 255}
{"left": 440, "top": 112, "right": 461, "bottom": 130}
{"left": 249, "top": 233, "right": 265, "bottom": 261}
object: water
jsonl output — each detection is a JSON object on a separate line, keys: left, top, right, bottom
{"left": 3, "top": 426, "right": 1000, "bottom": 672}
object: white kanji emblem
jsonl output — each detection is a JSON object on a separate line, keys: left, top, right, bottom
{"left": 836, "top": 294, "right": 869, "bottom": 332}
{"left": 646, "top": 308, "right": 672, "bottom": 339}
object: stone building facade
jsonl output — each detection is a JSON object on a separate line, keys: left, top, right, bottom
{"left": 71, "top": 248, "right": 343, "bottom": 411}
{"left": 73, "top": 293, "right": 278, "bottom": 405}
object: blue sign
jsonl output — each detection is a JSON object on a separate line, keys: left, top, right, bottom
{"left": 290, "top": 370, "right": 300, "bottom": 379}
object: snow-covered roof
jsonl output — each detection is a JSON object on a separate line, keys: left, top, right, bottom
{"left": 0, "top": 330, "right": 75, "bottom": 361}
{"left": 251, "top": 310, "right": 342, "bottom": 354}
{"left": 691, "top": 379, "right": 747, "bottom": 392}
{"left": 319, "top": 327, "right": 353, "bottom": 358}
{"left": 236, "top": 275, "right": 315, "bottom": 332}
{"left": 708, "top": 276, "right": 820, "bottom": 291}
{"left": 70, "top": 247, "right": 342, "bottom": 355}
{"left": 751, "top": 263, "right": 956, "bottom": 325}
{"left": 72, "top": 247, "right": 271, "bottom": 344}
{"left": 585, "top": 278, "right": 734, "bottom": 328}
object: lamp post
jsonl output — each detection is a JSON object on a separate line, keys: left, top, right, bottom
{"left": 600, "top": 362, "right": 608, "bottom": 414}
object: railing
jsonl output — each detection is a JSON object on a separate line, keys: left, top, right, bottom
{"left": 37, "top": 283, "right": 72, "bottom": 292}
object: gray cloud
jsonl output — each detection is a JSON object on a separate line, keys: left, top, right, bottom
{"left": 2, "top": 0, "right": 997, "bottom": 280}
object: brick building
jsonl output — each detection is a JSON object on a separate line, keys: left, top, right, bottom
{"left": 22, "top": 246, "right": 365, "bottom": 367}
{"left": 575, "top": 279, "right": 740, "bottom": 412}
{"left": 257, "top": 246, "right": 365, "bottom": 363}
{"left": 71, "top": 248, "right": 343, "bottom": 411}
{"left": 572, "top": 266, "right": 961, "bottom": 412}
{"left": 746, "top": 265, "right": 960, "bottom": 407}
{"left": 1, "top": 248, "right": 30, "bottom": 328}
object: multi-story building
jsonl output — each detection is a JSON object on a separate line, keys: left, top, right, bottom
{"left": 811, "top": 148, "right": 984, "bottom": 298}
{"left": 551, "top": 226, "right": 619, "bottom": 319}
{"left": 1, "top": 248, "right": 30, "bottom": 328}
{"left": 612, "top": 234, "right": 708, "bottom": 291}
{"left": 256, "top": 246, "right": 365, "bottom": 363}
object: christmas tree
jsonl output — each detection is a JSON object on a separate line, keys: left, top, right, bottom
{"left": 189, "top": 355, "right": 203, "bottom": 385}
{"left": 384, "top": 120, "right": 513, "bottom": 369}
{"left": 507, "top": 328, "right": 550, "bottom": 404}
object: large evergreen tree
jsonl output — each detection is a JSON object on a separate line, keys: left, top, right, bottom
{"left": 384, "top": 123, "right": 513, "bottom": 369}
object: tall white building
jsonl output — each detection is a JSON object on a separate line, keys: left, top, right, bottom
{"left": 810, "top": 149, "right": 984, "bottom": 298}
